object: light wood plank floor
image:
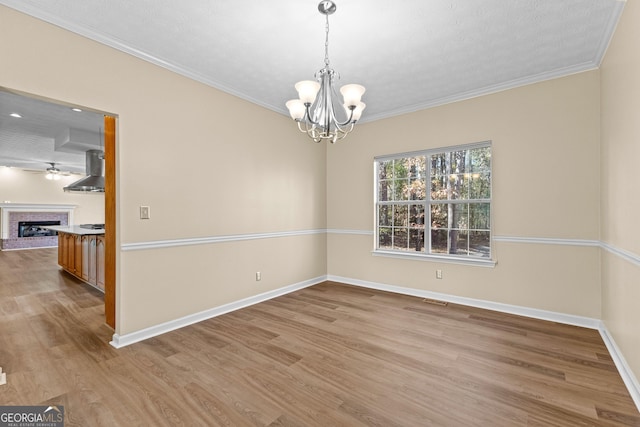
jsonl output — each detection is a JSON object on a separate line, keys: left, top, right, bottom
{"left": 1, "top": 248, "right": 639, "bottom": 426}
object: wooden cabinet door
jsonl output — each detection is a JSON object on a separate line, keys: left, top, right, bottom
{"left": 67, "top": 234, "right": 75, "bottom": 273}
{"left": 81, "top": 235, "right": 90, "bottom": 281}
{"left": 60, "top": 233, "right": 71, "bottom": 269}
{"left": 88, "top": 235, "right": 97, "bottom": 286}
{"left": 96, "top": 236, "right": 105, "bottom": 291}
{"left": 58, "top": 232, "right": 67, "bottom": 267}
{"left": 57, "top": 232, "right": 65, "bottom": 267}
{"left": 73, "top": 235, "right": 83, "bottom": 275}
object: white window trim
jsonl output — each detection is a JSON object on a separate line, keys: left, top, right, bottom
{"left": 373, "top": 141, "right": 494, "bottom": 266}
{"left": 372, "top": 249, "right": 497, "bottom": 267}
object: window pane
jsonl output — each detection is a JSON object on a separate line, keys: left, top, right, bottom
{"left": 448, "top": 174, "right": 464, "bottom": 200}
{"left": 452, "top": 204, "right": 469, "bottom": 230}
{"left": 469, "top": 147, "right": 491, "bottom": 173}
{"left": 449, "top": 151, "right": 462, "bottom": 172}
{"left": 430, "top": 229, "right": 448, "bottom": 254}
{"left": 391, "top": 179, "right": 409, "bottom": 201}
{"left": 431, "top": 175, "right": 447, "bottom": 200}
{"left": 469, "top": 203, "right": 490, "bottom": 230}
{"left": 430, "top": 203, "right": 448, "bottom": 229}
{"left": 378, "top": 180, "right": 392, "bottom": 202}
{"left": 393, "top": 228, "right": 408, "bottom": 250}
{"left": 469, "top": 172, "right": 491, "bottom": 199}
{"left": 470, "top": 231, "right": 491, "bottom": 257}
{"left": 393, "top": 205, "right": 408, "bottom": 227}
{"left": 409, "top": 204, "right": 425, "bottom": 227}
{"left": 409, "top": 157, "right": 426, "bottom": 179}
{"left": 394, "top": 159, "right": 409, "bottom": 179}
{"left": 451, "top": 230, "right": 469, "bottom": 255}
{"left": 378, "top": 160, "right": 393, "bottom": 181}
{"left": 409, "top": 228, "right": 425, "bottom": 252}
{"left": 378, "top": 227, "right": 392, "bottom": 249}
{"left": 379, "top": 205, "right": 391, "bottom": 226}
{"left": 407, "top": 178, "right": 426, "bottom": 200}
{"left": 431, "top": 153, "right": 447, "bottom": 176}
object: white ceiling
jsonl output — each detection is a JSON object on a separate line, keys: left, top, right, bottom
{"left": 0, "top": 90, "right": 104, "bottom": 174}
{"left": 0, "top": 0, "right": 625, "bottom": 170}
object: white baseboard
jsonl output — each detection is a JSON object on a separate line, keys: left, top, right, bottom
{"left": 599, "top": 325, "right": 640, "bottom": 411}
{"left": 110, "top": 275, "right": 327, "bottom": 348}
{"left": 327, "top": 275, "right": 601, "bottom": 328}
{"left": 328, "top": 274, "right": 640, "bottom": 413}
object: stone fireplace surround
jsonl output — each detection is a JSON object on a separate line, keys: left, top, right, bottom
{"left": 0, "top": 203, "right": 76, "bottom": 250}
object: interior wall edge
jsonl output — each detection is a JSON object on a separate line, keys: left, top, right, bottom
{"left": 599, "top": 323, "right": 640, "bottom": 412}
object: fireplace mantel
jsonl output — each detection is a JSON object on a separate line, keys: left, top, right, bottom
{"left": 0, "top": 203, "right": 77, "bottom": 240}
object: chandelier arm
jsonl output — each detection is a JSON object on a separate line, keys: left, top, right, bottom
{"left": 305, "top": 119, "right": 325, "bottom": 141}
{"left": 296, "top": 121, "right": 309, "bottom": 134}
{"left": 335, "top": 107, "right": 356, "bottom": 127}
{"left": 303, "top": 103, "right": 321, "bottom": 126}
{"left": 329, "top": 114, "right": 354, "bottom": 134}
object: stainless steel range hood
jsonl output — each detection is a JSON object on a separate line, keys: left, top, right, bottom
{"left": 64, "top": 149, "right": 105, "bottom": 193}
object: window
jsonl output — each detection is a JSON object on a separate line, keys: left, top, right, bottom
{"left": 374, "top": 142, "right": 492, "bottom": 264}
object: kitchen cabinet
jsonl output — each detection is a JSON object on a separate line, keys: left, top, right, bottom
{"left": 55, "top": 228, "right": 105, "bottom": 292}
{"left": 73, "top": 234, "right": 83, "bottom": 276}
{"left": 96, "top": 235, "right": 105, "bottom": 291}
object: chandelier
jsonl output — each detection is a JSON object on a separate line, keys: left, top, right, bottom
{"left": 286, "top": 1, "right": 366, "bottom": 143}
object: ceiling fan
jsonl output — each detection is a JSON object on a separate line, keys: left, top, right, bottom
{"left": 0, "top": 155, "right": 81, "bottom": 176}
{"left": 45, "top": 162, "right": 66, "bottom": 180}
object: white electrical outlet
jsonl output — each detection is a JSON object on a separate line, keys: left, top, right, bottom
{"left": 140, "top": 206, "right": 150, "bottom": 219}
{"left": 436, "top": 269, "right": 443, "bottom": 279}
{"left": 256, "top": 272, "right": 261, "bottom": 281}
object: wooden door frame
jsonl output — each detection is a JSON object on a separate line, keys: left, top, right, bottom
{"left": 104, "top": 115, "right": 116, "bottom": 328}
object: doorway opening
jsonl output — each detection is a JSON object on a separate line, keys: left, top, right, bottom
{"left": 0, "top": 87, "right": 117, "bottom": 329}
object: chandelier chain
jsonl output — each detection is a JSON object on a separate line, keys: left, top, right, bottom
{"left": 324, "top": 13, "right": 330, "bottom": 67}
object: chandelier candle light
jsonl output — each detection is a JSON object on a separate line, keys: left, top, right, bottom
{"left": 286, "top": 0, "right": 366, "bottom": 143}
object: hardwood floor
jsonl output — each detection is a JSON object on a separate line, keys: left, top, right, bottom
{"left": 1, "top": 248, "right": 638, "bottom": 426}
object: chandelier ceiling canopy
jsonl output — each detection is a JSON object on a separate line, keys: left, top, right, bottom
{"left": 286, "top": 1, "right": 366, "bottom": 144}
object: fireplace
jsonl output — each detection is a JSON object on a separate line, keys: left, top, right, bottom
{"left": 18, "top": 220, "right": 61, "bottom": 237}
{"left": 0, "top": 203, "right": 76, "bottom": 250}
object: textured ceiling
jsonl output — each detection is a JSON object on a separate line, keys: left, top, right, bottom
{"left": 0, "top": 0, "right": 626, "bottom": 170}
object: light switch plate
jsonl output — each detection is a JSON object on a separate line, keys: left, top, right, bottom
{"left": 140, "top": 206, "right": 150, "bottom": 219}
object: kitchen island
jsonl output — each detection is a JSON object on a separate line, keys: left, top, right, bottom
{"left": 46, "top": 225, "right": 105, "bottom": 292}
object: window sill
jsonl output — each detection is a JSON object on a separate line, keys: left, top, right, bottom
{"left": 372, "top": 249, "right": 497, "bottom": 267}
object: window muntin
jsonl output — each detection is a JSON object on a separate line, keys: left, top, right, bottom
{"left": 375, "top": 143, "right": 491, "bottom": 260}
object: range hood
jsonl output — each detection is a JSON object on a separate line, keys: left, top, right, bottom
{"left": 64, "top": 150, "right": 105, "bottom": 193}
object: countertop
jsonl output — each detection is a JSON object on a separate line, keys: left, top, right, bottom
{"left": 44, "top": 225, "right": 106, "bottom": 236}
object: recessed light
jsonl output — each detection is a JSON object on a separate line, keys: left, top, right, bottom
{"left": 71, "top": 108, "right": 82, "bottom": 112}
{"left": 9, "top": 113, "right": 22, "bottom": 118}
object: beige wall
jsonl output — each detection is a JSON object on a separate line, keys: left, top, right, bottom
{"left": 0, "top": 5, "right": 327, "bottom": 334}
{"left": 0, "top": 167, "right": 104, "bottom": 224}
{"left": 327, "top": 71, "right": 602, "bottom": 318}
{"left": 600, "top": 1, "right": 640, "bottom": 381}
